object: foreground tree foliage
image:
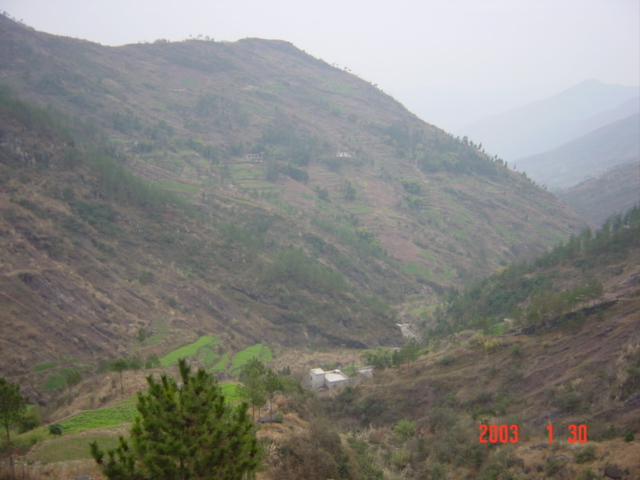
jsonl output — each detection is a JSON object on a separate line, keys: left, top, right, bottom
{"left": 0, "top": 377, "right": 28, "bottom": 470}
{"left": 90, "top": 359, "right": 261, "bottom": 480}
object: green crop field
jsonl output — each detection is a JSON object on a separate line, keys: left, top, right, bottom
{"left": 156, "top": 178, "right": 200, "bottom": 194}
{"left": 34, "top": 362, "right": 58, "bottom": 372}
{"left": 60, "top": 405, "right": 138, "bottom": 433}
{"left": 400, "top": 262, "right": 431, "bottom": 278}
{"left": 229, "top": 344, "right": 271, "bottom": 374}
{"left": 198, "top": 346, "right": 220, "bottom": 366}
{"left": 44, "top": 374, "right": 65, "bottom": 390}
{"left": 160, "top": 336, "right": 219, "bottom": 367}
{"left": 221, "top": 383, "right": 243, "bottom": 403}
{"left": 27, "top": 434, "right": 121, "bottom": 462}
{"left": 210, "top": 352, "right": 229, "bottom": 372}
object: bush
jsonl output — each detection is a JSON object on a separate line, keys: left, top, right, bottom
{"left": 575, "top": 445, "right": 596, "bottom": 463}
{"left": 48, "top": 423, "right": 62, "bottom": 436}
{"left": 393, "top": 419, "right": 417, "bottom": 442}
{"left": 439, "top": 355, "right": 455, "bottom": 366}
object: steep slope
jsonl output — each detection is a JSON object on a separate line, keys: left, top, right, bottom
{"left": 459, "top": 79, "right": 640, "bottom": 161}
{"left": 0, "top": 16, "right": 590, "bottom": 398}
{"left": 313, "top": 208, "right": 640, "bottom": 480}
{"left": 558, "top": 161, "right": 640, "bottom": 225}
{"left": 516, "top": 113, "right": 640, "bottom": 191}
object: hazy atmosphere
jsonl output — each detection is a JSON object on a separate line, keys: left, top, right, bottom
{"left": 1, "top": 1, "right": 640, "bottom": 478}
{"left": 2, "top": 0, "right": 638, "bottom": 131}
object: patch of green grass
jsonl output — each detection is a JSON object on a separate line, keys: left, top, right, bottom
{"left": 221, "top": 196, "right": 259, "bottom": 207}
{"left": 210, "top": 352, "right": 229, "bottom": 372}
{"left": 348, "top": 206, "right": 372, "bottom": 215}
{"left": 302, "top": 192, "right": 314, "bottom": 200}
{"left": 34, "top": 362, "right": 58, "bottom": 372}
{"left": 28, "top": 434, "right": 121, "bottom": 462}
{"left": 156, "top": 178, "right": 200, "bottom": 194}
{"left": 487, "top": 323, "right": 506, "bottom": 335}
{"left": 145, "top": 332, "right": 170, "bottom": 346}
{"left": 114, "top": 395, "right": 138, "bottom": 407}
{"left": 221, "top": 383, "right": 243, "bottom": 403}
{"left": 44, "top": 374, "right": 66, "bottom": 390}
{"left": 261, "top": 346, "right": 273, "bottom": 362}
{"left": 230, "top": 344, "right": 264, "bottom": 374}
{"left": 60, "top": 405, "right": 138, "bottom": 433}
{"left": 409, "top": 305, "right": 440, "bottom": 316}
{"left": 160, "top": 336, "right": 218, "bottom": 367}
{"left": 400, "top": 262, "right": 431, "bottom": 279}
{"left": 198, "top": 347, "right": 220, "bottom": 366}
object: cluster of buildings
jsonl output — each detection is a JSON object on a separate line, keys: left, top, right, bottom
{"left": 307, "top": 366, "right": 373, "bottom": 391}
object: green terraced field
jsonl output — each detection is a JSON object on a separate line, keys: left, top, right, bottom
{"left": 34, "top": 362, "right": 58, "bottom": 372}
{"left": 210, "top": 352, "right": 230, "bottom": 372}
{"left": 229, "top": 344, "right": 272, "bottom": 374}
{"left": 60, "top": 405, "right": 138, "bottom": 433}
{"left": 160, "top": 336, "right": 219, "bottom": 367}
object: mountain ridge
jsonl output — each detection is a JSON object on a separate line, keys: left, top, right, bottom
{"left": 0, "top": 15, "right": 588, "bottom": 394}
{"left": 459, "top": 79, "right": 640, "bottom": 161}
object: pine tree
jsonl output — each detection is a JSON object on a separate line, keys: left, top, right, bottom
{"left": 91, "top": 359, "right": 260, "bottom": 480}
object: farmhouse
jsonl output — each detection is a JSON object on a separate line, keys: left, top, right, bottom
{"left": 308, "top": 366, "right": 373, "bottom": 391}
{"left": 244, "top": 152, "right": 264, "bottom": 162}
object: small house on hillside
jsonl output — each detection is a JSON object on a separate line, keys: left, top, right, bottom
{"left": 308, "top": 366, "right": 373, "bottom": 391}
{"left": 336, "top": 151, "right": 354, "bottom": 158}
{"left": 244, "top": 153, "right": 264, "bottom": 162}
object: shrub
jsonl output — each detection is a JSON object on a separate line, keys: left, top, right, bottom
{"left": 393, "top": 419, "right": 417, "bottom": 442}
{"left": 48, "top": 423, "right": 62, "bottom": 436}
{"left": 575, "top": 445, "right": 596, "bottom": 463}
{"left": 439, "top": 355, "right": 455, "bottom": 366}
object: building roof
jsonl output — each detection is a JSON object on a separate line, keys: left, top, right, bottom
{"left": 310, "top": 368, "right": 325, "bottom": 375}
{"left": 324, "top": 372, "right": 349, "bottom": 383}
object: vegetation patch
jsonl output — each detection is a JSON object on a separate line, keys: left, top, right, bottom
{"left": 210, "top": 352, "right": 230, "bottom": 372}
{"left": 60, "top": 405, "right": 138, "bottom": 433}
{"left": 27, "top": 434, "right": 121, "bottom": 462}
{"left": 220, "top": 383, "right": 244, "bottom": 403}
{"left": 197, "top": 346, "right": 220, "bottom": 366}
{"left": 156, "top": 178, "right": 200, "bottom": 194}
{"left": 33, "top": 362, "right": 58, "bottom": 372}
{"left": 230, "top": 344, "right": 265, "bottom": 374}
{"left": 400, "top": 262, "right": 431, "bottom": 279}
{"left": 159, "top": 336, "right": 219, "bottom": 367}
{"left": 44, "top": 374, "right": 66, "bottom": 390}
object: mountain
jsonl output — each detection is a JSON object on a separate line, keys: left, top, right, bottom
{"left": 0, "top": 15, "right": 638, "bottom": 480}
{"left": 515, "top": 114, "right": 639, "bottom": 191}
{"left": 557, "top": 161, "right": 640, "bottom": 225}
{"left": 458, "top": 80, "right": 640, "bottom": 161}
{"left": 0, "top": 16, "right": 588, "bottom": 393}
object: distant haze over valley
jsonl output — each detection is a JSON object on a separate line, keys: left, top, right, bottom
{"left": 456, "top": 80, "right": 639, "bottom": 162}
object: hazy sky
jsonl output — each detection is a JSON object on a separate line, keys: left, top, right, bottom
{"left": 1, "top": 0, "right": 638, "bottom": 130}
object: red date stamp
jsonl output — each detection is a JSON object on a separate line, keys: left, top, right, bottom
{"left": 479, "top": 424, "right": 588, "bottom": 443}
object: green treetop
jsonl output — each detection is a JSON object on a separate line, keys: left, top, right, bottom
{"left": 91, "top": 359, "right": 261, "bottom": 480}
{"left": 0, "top": 377, "right": 28, "bottom": 470}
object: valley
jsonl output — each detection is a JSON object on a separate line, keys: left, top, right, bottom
{"left": 0, "top": 13, "right": 638, "bottom": 480}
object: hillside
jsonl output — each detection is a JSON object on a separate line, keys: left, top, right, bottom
{"left": 517, "top": 114, "right": 640, "bottom": 191}
{"left": 558, "top": 161, "right": 640, "bottom": 225}
{"left": 311, "top": 207, "right": 640, "bottom": 480}
{"left": 459, "top": 79, "right": 640, "bottom": 161}
{"left": 5, "top": 208, "right": 638, "bottom": 480}
{"left": 0, "top": 13, "right": 594, "bottom": 392}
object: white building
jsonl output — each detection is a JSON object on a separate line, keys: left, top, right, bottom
{"left": 308, "top": 368, "right": 350, "bottom": 391}
{"left": 308, "top": 366, "right": 373, "bottom": 391}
